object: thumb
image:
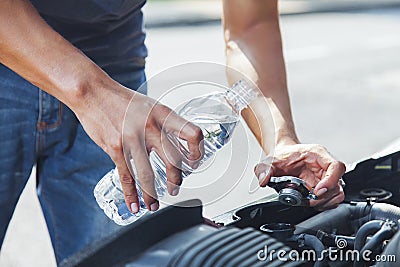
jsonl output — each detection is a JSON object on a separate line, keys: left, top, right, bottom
{"left": 314, "top": 161, "right": 346, "bottom": 196}
{"left": 254, "top": 158, "right": 275, "bottom": 187}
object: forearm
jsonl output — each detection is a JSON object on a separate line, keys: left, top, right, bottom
{"left": 0, "top": 0, "right": 124, "bottom": 112}
{"left": 0, "top": 0, "right": 206, "bottom": 212}
{"left": 223, "top": 0, "right": 299, "bottom": 154}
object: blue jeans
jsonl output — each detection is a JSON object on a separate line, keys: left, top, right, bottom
{"left": 0, "top": 63, "right": 146, "bottom": 263}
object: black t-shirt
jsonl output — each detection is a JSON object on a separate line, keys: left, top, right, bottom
{"left": 29, "top": 0, "right": 148, "bottom": 73}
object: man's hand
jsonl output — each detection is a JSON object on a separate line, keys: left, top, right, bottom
{"left": 74, "top": 82, "right": 203, "bottom": 213}
{"left": 223, "top": 0, "right": 345, "bottom": 210}
{"left": 254, "top": 144, "right": 346, "bottom": 210}
{"left": 0, "top": 0, "right": 204, "bottom": 214}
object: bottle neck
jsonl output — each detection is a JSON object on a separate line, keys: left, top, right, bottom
{"left": 225, "top": 80, "right": 259, "bottom": 113}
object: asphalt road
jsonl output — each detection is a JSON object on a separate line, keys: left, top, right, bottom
{"left": 1, "top": 8, "right": 399, "bottom": 267}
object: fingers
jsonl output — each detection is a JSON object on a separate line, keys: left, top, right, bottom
{"left": 162, "top": 110, "right": 204, "bottom": 164}
{"left": 254, "top": 163, "right": 267, "bottom": 179}
{"left": 320, "top": 191, "right": 345, "bottom": 210}
{"left": 130, "top": 141, "right": 160, "bottom": 212}
{"left": 254, "top": 158, "right": 275, "bottom": 187}
{"left": 122, "top": 102, "right": 203, "bottom": 213}
{"left": 153, "top": 133, "right": 183, "bottom": 196}
{"left": 314, "top": 160, "right": 346, "bottom": 196}
{"left": 116, "top": 96, "right": 205, "bottom": 214}
{"left": 112, "top": 151, "right": 140, "bottom": 214}
{"left": 253, "top": 144, "right": 346, "bottom": 211}
{"left": 311, "top": 183, "right": 345, "bottom": 210}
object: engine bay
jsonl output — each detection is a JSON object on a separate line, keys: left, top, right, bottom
{"left": 62, "top": 150, "right": 400, "bottom": 267}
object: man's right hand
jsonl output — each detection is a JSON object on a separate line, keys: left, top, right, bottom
{"left": 74, "top": 80, "right": 204, "bottom": 213}
{"left": 0, "top": 0, "right": 204, "bottom": 214}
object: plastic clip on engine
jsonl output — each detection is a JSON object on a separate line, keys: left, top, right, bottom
{"left": 267, "top": 176, "right": 318, "bottom": 206}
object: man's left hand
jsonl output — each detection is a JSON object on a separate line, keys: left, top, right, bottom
{"left": 254, "top": 144, "right": 346, "bottom": 210}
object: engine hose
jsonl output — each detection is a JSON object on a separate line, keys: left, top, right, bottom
{"left": 354, "top": 220, "right": 384, "bottom": 252}
{"left": 354, "top": 222, "right": 397, "bottom": 267}
{"left": 294, "top": 234, "right": 328, "bottom": 267}
{"left": 314, "top": 230, "right": 356, "bottom": 248}
{"left": 361, "top": 203, "right": 400, "bottom": 225}
{"left": 377, "top": 231, "right": 400, "bottom": 267}
{"left": 295, "top": 202, "right": 400, "bottom": 235}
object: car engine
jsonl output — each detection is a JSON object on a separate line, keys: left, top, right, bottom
{"left": 62, "top": 150, "right": 400, "bottom": 267}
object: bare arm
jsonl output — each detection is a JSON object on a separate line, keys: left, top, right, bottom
{"left": 0, "top": 0, "right": 203, "bottom": 212}
{"left": 223, "top": 0, "right": 345, "bottom": 209}
{"left": 0, "top": 0, "right": 104, "bottom": 106}
{"left": 222, "top": 0, "right": 297, "bottom": 152}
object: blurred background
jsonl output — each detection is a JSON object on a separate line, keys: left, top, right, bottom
{"left": 1, "top": 0, "right": 400, "bottom": 266}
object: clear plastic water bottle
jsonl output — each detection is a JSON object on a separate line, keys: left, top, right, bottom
{"left": 94, "top": 80, "right": 259, "bottom": 225}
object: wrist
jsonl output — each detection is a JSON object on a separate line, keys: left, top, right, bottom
{"left": 62, "top": 63, "right": 128, "bottom": 114}
{"left": 275, "top": 131, "right": 300, "bottom": 149}
{"left": 275, "top": 122, "right": 300, "bottom": 146}
{"left": 261, "top": 126, "right": 299, "bottom": 155}
{"left": 40, "top": 46, "right": 124, "bottom": 112}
